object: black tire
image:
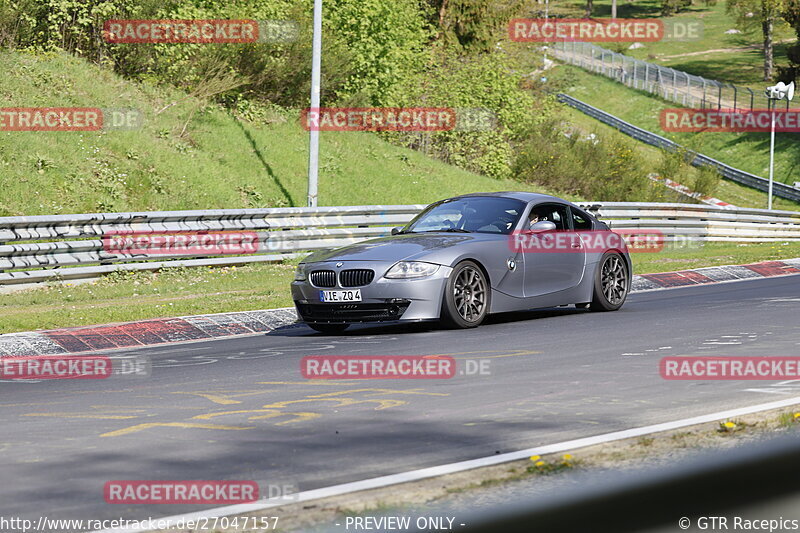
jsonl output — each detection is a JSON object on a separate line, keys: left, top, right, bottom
{"left": 441, "top": 260, "right": 490, "bottom": 328}
{"left": 590, "top": 252, "right": 629, "bottom": 311}
{"left": 308, "top": 323, "right": 350, "bottom": 334}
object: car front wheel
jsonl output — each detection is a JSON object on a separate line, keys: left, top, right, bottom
{"left": 441, "top": 260, "right": 490, "bottom": 328}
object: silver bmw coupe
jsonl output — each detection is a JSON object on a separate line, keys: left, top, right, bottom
{"left": 291, "top": 192, "right": 632, "bottom": 333}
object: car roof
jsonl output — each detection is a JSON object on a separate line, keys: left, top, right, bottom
{"left": 451, "top": 191, "right": 570, "bottom": 204}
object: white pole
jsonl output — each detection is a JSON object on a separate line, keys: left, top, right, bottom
{"left": 543, "top": 0, "right": 549, "bottom": 65}
{"left": 307, "top": 0, "right": 323, "bottom": 207}
{"left": 768, "top": 98, "right": 776, "bottom": 210}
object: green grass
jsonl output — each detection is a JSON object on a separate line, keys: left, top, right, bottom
{"left": 0, "top": 263, "right": 298, "bottom": 334}
{"left": 552, "top": 64, "right": 800, "bottom": 210}
{"left": 2, "top": 242, "right": 798, "bottom": 334}
{"left": 0, "top": 49, "right": 573, "bottom": 217}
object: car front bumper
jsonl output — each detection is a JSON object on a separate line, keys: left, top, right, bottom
{"left": 291, "top": 261, "right": 451, "bottom": 324}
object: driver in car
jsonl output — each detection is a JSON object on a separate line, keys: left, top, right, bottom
{"left": 529, "top": 209, "right": 546, "bottom": 227}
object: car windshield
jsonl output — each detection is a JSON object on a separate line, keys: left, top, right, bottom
{"left": 403, "top": 197, "right": 525, "bottom": 235}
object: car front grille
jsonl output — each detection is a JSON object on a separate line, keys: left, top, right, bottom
{"left": 297, "top": 302, "right": 410, "bottom": 323}
{"left": 339, "top": 269, "right": 374, "bottom": 288}
{"left": 309, "top": 270, "right": 336, "bottom": 288}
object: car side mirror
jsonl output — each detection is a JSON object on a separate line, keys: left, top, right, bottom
{"left": 391, "top": 227, "right": 403, "bottom": 235}
{"left": 527, "top": 220, "right": 556, "bottom": 233}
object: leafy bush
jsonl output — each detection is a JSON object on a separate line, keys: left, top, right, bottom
{"left": 323, "top": 0, "right": 432, "bottom": 105}
{"left": 661, "top": 0, "right": 694, "bottom": 16}
{"left": 381, "top": 50, "right": 542, "bottom": 179}
{"left": 513, "top": 120, "right": 670, "bottom": 202}
{"left": 693, "top": 166, "right": 722, "bottom": 197}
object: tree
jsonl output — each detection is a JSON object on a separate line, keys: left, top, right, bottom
{"left": 426, "top": 0, "right": 525, "bottom": 52}
{"left": 781, "top": 0, "right": 800, "bottom": 79}
{"left": 728, "top": 0, "right": 784, "bottom": 80}
{"left": 662, "top": 0, "right": 693, "bottom": 15}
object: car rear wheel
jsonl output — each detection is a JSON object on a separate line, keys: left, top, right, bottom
{"left": 590, "top": 252, "right": 629, "bottom": 311}
{"left": 441, "top": 261, "right": 490, "bottom": 328}
{"left": 308, "top": 323, "right": 350, "bottom": 334}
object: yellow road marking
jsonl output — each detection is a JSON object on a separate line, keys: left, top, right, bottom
{"left": 88, "top": 407, "right": 148, "bottom": 413}
{"left": 245, "top": 411, "right": 322, "bottom": 425}
{"left": 171, "top": 391, "right": 272, "bottom": 405}
{"left": 0, "top": 402, "right": 66, "bottom": 407}
{"left": 23, "top": 413, "right": 138, "bottom": 420}
{"left": 194, "top": 396, "right": 408, "bottom": 422}
{"left": 101, "top": 422, "right": 253, "bottom": 438}
{"left": 258, "top": 397, "right": 407, "bottom": 410}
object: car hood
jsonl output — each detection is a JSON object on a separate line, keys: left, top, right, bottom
{"left": 304, "top": 233, "right": 492, "bottom": 264}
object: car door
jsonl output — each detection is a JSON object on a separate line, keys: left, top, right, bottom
{"left": 521, "top": 202, "right": 587, "bottom": 297}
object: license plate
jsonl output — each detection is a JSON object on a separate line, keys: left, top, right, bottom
{"left": 319, "top": 289, "right": 362, "bottom": 302}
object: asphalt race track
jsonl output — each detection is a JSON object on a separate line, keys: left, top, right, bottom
{"left": 2, "top": 275, "right": 799, "bottom": 524}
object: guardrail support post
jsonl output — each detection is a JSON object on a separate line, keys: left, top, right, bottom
{"left": 671, "top": 70, "right": 676, "bottom": 102}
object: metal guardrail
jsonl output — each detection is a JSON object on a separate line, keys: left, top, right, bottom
{"left": 558, "top": 93, "right": 800, "bottom": 203}
{"left": 582, "top": 202, "right": 800, "bottom": 242}
{"left": 0, "top": 206, "right": 424, "bottom": 286}
{"left": 1, "top": 203, "right": 799, "bottom": 286}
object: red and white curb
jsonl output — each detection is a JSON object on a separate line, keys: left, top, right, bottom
{"left": 1, "top": 257, "right": 798, "bottom": 358}
{"left": 0, "top": 308, "right": 298, "bottom": 358}
{"left": 632, "top": 258, "right": 800, "bottom": 291}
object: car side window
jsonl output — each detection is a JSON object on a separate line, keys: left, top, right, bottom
{"left": 529, "top": 204, "right": 570, "bottom": 230}
{"left": 571, "top": 208, "right": 593, "bottom": 230}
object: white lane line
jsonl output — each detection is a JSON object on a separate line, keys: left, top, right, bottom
{"left": 94, "top": 396, "right": 800, "bottom": 533}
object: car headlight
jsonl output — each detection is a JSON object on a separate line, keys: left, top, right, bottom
{"left": 384, "top": 261, "right": 440, "bottom": 279}
{"left": 294, "top": 264, "right": 307, "bottom": 281}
